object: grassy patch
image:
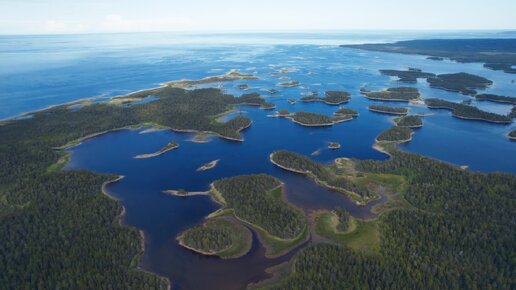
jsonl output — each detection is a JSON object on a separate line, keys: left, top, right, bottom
{"left": 314, "top": 211, "right": 380, "bottom": 252}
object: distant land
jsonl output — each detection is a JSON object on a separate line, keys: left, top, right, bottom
{"left": 343, "top": 39, "right": 516, "bottom": 73}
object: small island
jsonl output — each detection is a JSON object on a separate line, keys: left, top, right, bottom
{"left": 300, "top": 91, "right": 351, "bottom": 105}
{"left": 394, "top": 115, "right": 423, "bottom": 128}
{"left": 197, "top": 159, "right": 220, "bottom": 171}
{"left": 368, "top": 105, "right": 408, "bottom": 115}
{"left": 425, "top": 98, "right": 512, "bottom": 123}
{"left": 362, "top": 87, "right": 420, "bottom": 102}
{"left": 427, "top": 56, "right": 444, "bottom": 61}
{"left": 475, "top": 94, "right": 516, "bottom": 105}
{"left": 328, "top": 142, "right": 341, "bottom": 149}
{"left": 236, "top": 84, "right": 250, "bottom": 90}
{"left": 380, "top": 68, "right": 435, "bottom": 83}
{"left": 177, "top": 218, "right": 252, "bottom": 259}
{"left": 334, "top": 107, "right": 359, "bottom": 117}
{"left": 426, "top": 73, "right": 493, "bottom": 95}
{"left": 376, "top": 126, "right": 414, "bottom": 143}
{"left": 278, "top": 81, "right": 300, "bottom": 87}
{"left": 134, "top": 141, "right": 179, "bottom": 159}
{"left": 507, "top": 130, "right": 516, "bottom": 140}
{"left": 280, "top": 111, "right": 353, "bottom": 126}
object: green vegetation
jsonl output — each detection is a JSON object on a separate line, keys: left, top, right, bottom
{"left": 300, "top": 91, "right": 351, "bottom": 105}
{"left": 0, "top": 85, "right": 266, "bottom": 289}
{"left": 362, "top": 87, "right": 420, "bottom": 101}
{"left": 334, "top": 207, "right": 352, "bottom": 232}
{"left": 313, "top": 212, "right": 379, "bottom": 252}
{"left": 508, "top": 130, "right": 516, "bottom": 140}
{"left": 377, "top": 126, "right": 413, "bottom": 142}
{"left": 394, "top": 115, "right": 423, "bottom": 128}
{"left": 238, "top": 93, "right": 275, "bottom": 110}
{"left": 425, "top": 98, "right": 512, "bottom": 123}
{"left": 278, "top": 81, "right": 299, "bottom": 87}
{"left": 289, "top": 111, "right": 346, "bottom": 126}
{"left": 212, "top": 174, "right": 305, "bottom": 240}
{"left": 334, "top": 107, "right": 358, "bottom": 117}
{"left": 475, "top": 94, "right": 516, "bottom": 104}
{"left": 270, "top": 151, "right": 376, "bottom": 202}
{"left": 368, "top": 105, "right": 408, "bottom": 115}
{"left": 344, "top": 39, "right": 516, "bottom": 73}
{"left": 380, "top": 68, "right": 435, "bottom": 82}
{"left": 134, "top": 141, "right": 179, "bottom": 159}
{"left": 426, "top": 73, "right": 493, "bottom": 95}
{"left": 265, "top": 146, "right": 516, "bottom": 290}
{"left": 177, "top": 218, "right": 252, "bottom": 259}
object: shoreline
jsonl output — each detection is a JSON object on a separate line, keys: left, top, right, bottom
{"left": 134, "top": 142, "right": 179, "bottom": 159}
{"left": 102, "top": 176, "right": 172, "bottom": 290}
{"left": 368, "top": 108, "right": 408, "bottom": 115}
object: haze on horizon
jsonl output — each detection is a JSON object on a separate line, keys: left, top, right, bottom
{"left": 0, "top": 0, "right": 515, "bottom": 35}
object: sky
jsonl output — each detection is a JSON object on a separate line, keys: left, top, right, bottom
{"left": 0, "top": 0, "right": 515, "bottom": 34}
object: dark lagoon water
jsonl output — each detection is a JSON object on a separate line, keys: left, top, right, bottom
{"left": 2, "top": 32, "right": 515, "bottom": 290}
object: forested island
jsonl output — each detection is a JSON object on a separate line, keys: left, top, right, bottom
{"left": 238, "top": 93, "right": 276, "bottom": 110}
{"left": 277, "top": 111, "right": 353, "bottom": 126}
{"left": 508, "top": 130, "right": 516, "bottom": 140}
{"left": 426, "top": 72, "right": 493, "bottom": 95}
{"left": 176, "top": 218, "right": 252, "bottom": 259}
{"left": 270, "top": 151, "right": 376, "bottom": 203}
{"left": 380, "top": 68, "right": 435, "bottom": 82}
{"left": 376, "top": 126, "right": 414, "bottom": 143}
{"left": 334, "top": 107, "right": 359, "bottom": 117}
{"left": 394, "top": 115, "right": 423, "bottom": 128}
{"left": 425, "top": 98, "right": 512, "bottom": 123}
{"left": 368, "top": 105, "right": 409, "bottom": 115}
{"left": 300, "top": 91, "right": 351, "bottom": 105}
{"left": 475, "top": 93, "right": 516, "bottom": 104}
{"left": 362, "top": 87, "right": 420, "bottom": 101}
{"left": 278, "top": 81, "right": 299, "bottom": 87}
{"left": 343, "top": 38, "right": 516, "bottom": 73}
{"left": 134, "top": 141, "right": 179, "bottom": 159}
{"left": 265, "top": 145, "right": 516, "bottom": 289}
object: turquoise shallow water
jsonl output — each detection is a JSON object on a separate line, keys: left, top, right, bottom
{"left": 3, "top": 32, "right": 515, "bottom": 290}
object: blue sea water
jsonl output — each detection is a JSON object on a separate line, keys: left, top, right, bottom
{"left": 2, "top": 31, "right": 515, "bottom": 290}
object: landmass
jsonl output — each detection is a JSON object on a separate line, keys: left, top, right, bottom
{"left": 176, "top": 218, "right": 252, "bottom": 259}
{"left": 328, "top": 142, "right": 341, "bottom": 149}
{"left": 426, "top": 72, "right": 493, "bottom": 95}
{"left": 362, "top": 87, "right": 420, "bottom": 101}
{"left": 278, "top": 81, "right": 300, "bottom": 87}
{"left": 210, "top": 174, "right": 308, "bottom": 257}
{"left": 368, "top": 105, "right": 408, "bottom": 115}
{"left": 334, "top": 107, "right": 359, "bottom": 117}
{"left": 279, "top": 111, "right": 353, "bottom": 126}
{"left": 300, "top": 91, "right": 351, "bottom": 105}
{"left": 425, "top": 98, "right": 512, "bottom": 123}
{"left": 380, "top": 68, "right": 435, "bottom": 82}
{"left": 134, "top": 141, "right": 179, "bottom": 159}
{"left": 376, "top": 126, "right": 414, "bottom": 143}
{"left": 238, "top": 93, "right": 276, "bottom": 110}
{"left": 342, "top": 39, "right": 516, "bottom": 73}
{"left": 508, "top": 130, "right": 516, "bottom": 140}
{"left": 475, "top": 94, "right": 516, "bottom": 105}
{"left": 270, "top": 151, "right": 378, "bottom": 204}
{"left": 264, "top": 142, "right": 515, "bottom": 289}
{"left": 164, "top": 69, "right": 258, "bottom": 88}
{"left": 197, "top": 159, "right": 220, "bottom": 171}
{"left": 394, "top": 115, "right": 423, "bottom": 128}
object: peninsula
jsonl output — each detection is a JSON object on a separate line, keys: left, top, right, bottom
{"left": 134, "top": 141, "right": 179, "bottom": 159}
{"left": 425, "top": 98, "right": 512, "bottom": 123}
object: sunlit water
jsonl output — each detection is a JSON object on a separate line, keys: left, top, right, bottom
{"left": 2, "top": 32, "right": 515, "bottom": 290}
